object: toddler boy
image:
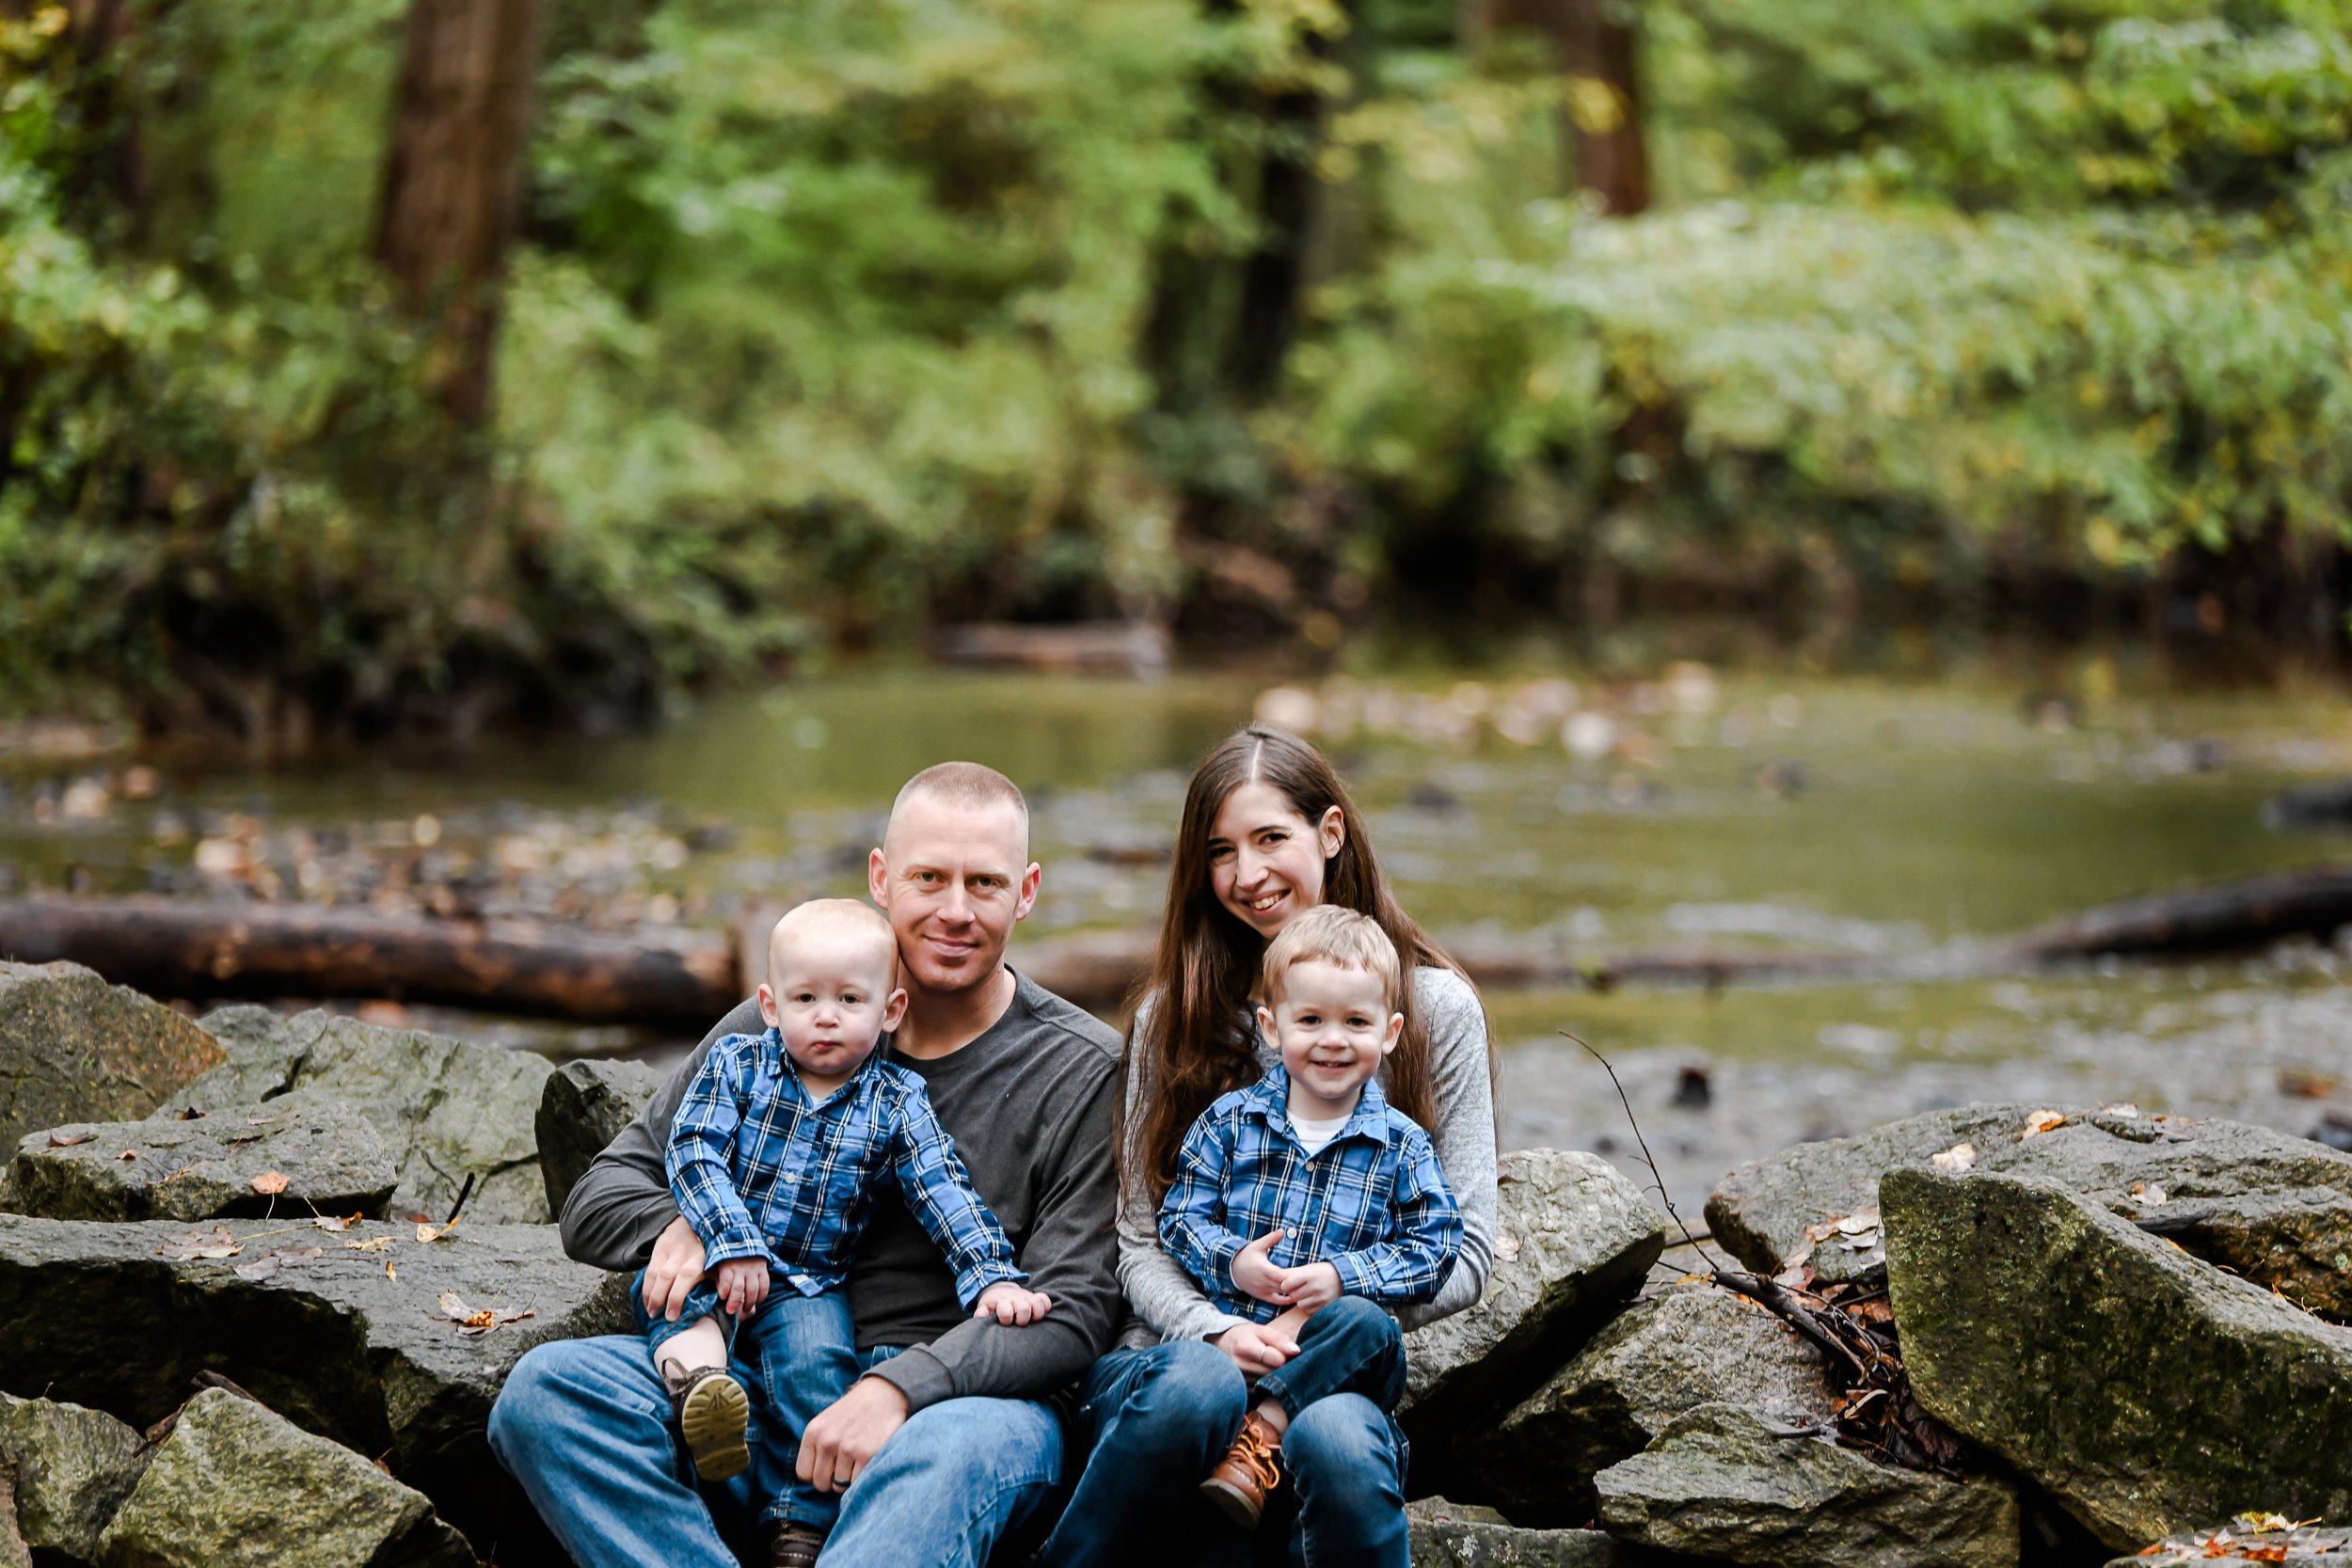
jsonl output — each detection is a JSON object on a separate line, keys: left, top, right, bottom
{"left": 1157, "top": 905, "right": 1462, "bottom": 1529}
{"left": 644, "top": 898, "right": 1050, "bottom": 1566}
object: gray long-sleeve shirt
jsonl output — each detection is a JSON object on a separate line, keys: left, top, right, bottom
{"left": 1117, "top": 964, "right": 1499, "bottom": 1348}
{"left": 560, "top": 971, "right": 1124, "bottom": 1413}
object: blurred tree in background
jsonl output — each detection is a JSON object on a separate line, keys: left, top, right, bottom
{"left": 2, "top": 0, "right": 2347, "bottom": 741}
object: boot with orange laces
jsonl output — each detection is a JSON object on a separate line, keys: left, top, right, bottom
{"left": 1198, "top": 1410, "right": 1284, "bottom": 1529}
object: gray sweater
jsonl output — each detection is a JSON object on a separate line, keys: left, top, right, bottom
{"left": 1117, "top": 965, "right": 1499, "bottom": 1349}
{"left": 559, "top": 971, "right": 1124, "bottom": 1414}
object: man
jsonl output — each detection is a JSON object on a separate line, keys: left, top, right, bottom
{"left": 490, "top": 763, "right": 1124, "bottom": 1567}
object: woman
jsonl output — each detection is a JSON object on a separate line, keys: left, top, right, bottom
{"left": 1035, "top": 724, "right": 1499, "bottom": 1568}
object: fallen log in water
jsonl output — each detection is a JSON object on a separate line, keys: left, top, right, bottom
{"left": 5, "top": 863, "right": 2350, "bottom": 1029}
{"left": 0, "top": 898, "right": 739, "bottom": 1030}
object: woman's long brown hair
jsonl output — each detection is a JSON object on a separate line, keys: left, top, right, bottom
{"left": 1121, "top": 724, "right": 1476, "bottom": 1206}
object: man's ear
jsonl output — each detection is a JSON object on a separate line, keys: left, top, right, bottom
{"left": 1379, "top": 1011, "right": 1404, "bottom": 1055}
{"left": 757, "top": 984, "right": 782, "bottom": 1029}
{"left": 882, "top": 987, "right": 910, "bottom": 1034}
{"left": 1317, "top": 804, "right": 1345, "bottom": 861}
{"left": 1013, "top": 860, "right": 1041, "bottom": 922}
{"left": 867, "top": 847, "right": 890, "bottom": 907}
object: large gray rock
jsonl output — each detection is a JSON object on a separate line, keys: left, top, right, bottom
{"left": 185, "top": 1007, "right": 553, "bottom": 1224}
{"left": 0, "top": 1212, "right": 629, "bottom": 1560}
{"left": 1707, "top": 1104, "right": 2352, "bottom": 1307}
{"left": 0, "top": 1393, "right": 147, "bottom": 1562}
{"left": 95, "top": 1387, "right": 473, "bottom": 1568}
{"left": 1468, "top": 1286, "right": 1840, "bottom": 1517}
{"left": 1404, "top": 1151, "right": 1667, "bottom": 1440}
{"left": 1, "top": 1092, "right": 396, "bottom": 1222}
{"left": 1883, "top": 1166, "right": 2352, "bottom": 1550}
{"left": 535, "top": 1057, "right": 662, "bottom": 1216}
{"left": 1409, "top": 1497, "right": 1669, "bottom": 1566}
{"left": 0, "top": 962, "right": 223, "bottom": 1151}
{"left": 1594, "top": 1403, "right": 2019, "bottom": 1568}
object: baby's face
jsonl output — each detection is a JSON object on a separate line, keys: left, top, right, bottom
{"left": 761, "top": 927, "right": 900, "bottom": 1083}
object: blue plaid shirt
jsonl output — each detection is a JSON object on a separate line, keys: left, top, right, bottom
{"left": 1158, "top": 1067, "right": 1461, "bottom": 1324}
{"left": 665, "top": 1027, "right": 1025, "bottom": 1308}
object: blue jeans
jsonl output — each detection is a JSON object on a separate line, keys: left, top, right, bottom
{"left": 1035, "top": 1299, "right": 1411, "bottom": 1568}
{"left": 636, "top": 1270, "right": 861, "bottom": 1529}
{"left": 489, "top": 1330, "right": 1065, "bottom": 1568}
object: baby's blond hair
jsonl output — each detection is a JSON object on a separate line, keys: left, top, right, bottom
{"left": 1261, "top": 905, "right": 1402, "bottom": 1011}
{"left": 768, "top": 898, "right": 895, "bottom": 977}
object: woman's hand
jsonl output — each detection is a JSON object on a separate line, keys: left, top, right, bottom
{"left": 1229, "top": 1228, "right": 1288, "bottom": 1304}
{"left": 973, "top": 1282, "right": 1055, "bottom": 1324}
{"left": 1277, "top": 1262, "right": 1342, "bottom": 1312}
{"left": 1214, "top": 1320, "right": 1300, "bottom": 1379}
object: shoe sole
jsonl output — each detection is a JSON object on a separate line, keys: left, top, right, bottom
{"left": 1199, "top": 1476, "right": 1263, "bottom": 1531}
{"left": 679, "top": 1372, "right": 750, "bottom": 1481}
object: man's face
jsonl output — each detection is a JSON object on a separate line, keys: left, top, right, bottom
{"left": 868, "top": 794, "right": 1039, "bottom": 999}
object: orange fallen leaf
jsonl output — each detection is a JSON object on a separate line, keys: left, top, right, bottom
{"left": 2243, "top": 1547, "right": 2289, "bottom": 1562}
{"left": 415, "top": 1216, "right": 460, "bottom": 1244}
{"left": 2021, "top": 1110, "right": 2069, "bottom": 1140}
{"left": 117, "top": 1149, "right": 138, "bottom": 1162}
{"left": 250, "top": 1171, "right": 289, "bottom": 1196}
{"left": 385, "top": 1259, "right": 396, "bottom": 1281}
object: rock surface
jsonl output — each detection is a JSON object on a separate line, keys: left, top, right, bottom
{"left": 1409, "top": 1497, "right": 1669, "bottom": 1566}
{"left": 95, "top": 1386, "right": 474, "bottom": 1568}
{"left": 0, "top": 1393, "right": 147, "bottom": 1562}
{"left": 185, "top": 1007, "right": 552, "bottom": 1224}
{"left": 1882, "top": 1166, "right": 2352, "bottom": 1549}
{"left": 1404, "top": 1150, "right": 1667, "bottom": 1438}
{"left": 1707, "top": 1103, "right": 2352, "bottom": 1302}
{"left": 1594, "top": 1402, "right": 2020, "bottom": 1568}
{"left": 0, "top": 962, "right": 223, "bottom": 1151}
{"left": 535, "top": 1057, "right": 662, "bottom": 1216}
{"left": 1, "top": 1092, "right": 396, "bottom": 1222}
{"left": 1469, "top": 1286, "right": 1839, "bottom": 1517}
{"left": 0, "top": 1212, "right": 628, "bottom": 1560}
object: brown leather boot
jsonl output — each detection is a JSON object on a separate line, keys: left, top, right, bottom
{"left": 765, "top": 1522, "right": 826, "bottom": 1568}
{"left": 1199, "top": 1410, "right": 1283, "bottom": 1530}
{"left": 661, "top": 1360, "right": 750, "bottom": 1482}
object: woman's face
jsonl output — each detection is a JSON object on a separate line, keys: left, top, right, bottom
{"left": 1205, "top": 780, "right": 1344, "bottom": 940}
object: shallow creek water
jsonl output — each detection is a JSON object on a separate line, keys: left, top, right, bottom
{"left": 9, "top": 658, "right": 2352, "bottom": 1213}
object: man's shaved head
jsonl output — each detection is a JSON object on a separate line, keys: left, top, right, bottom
{"left": 768, "top": 897, "right": 895, "bottom": 978}
{"left": 885, "top": 762, "right": 1029, "bottom": 859}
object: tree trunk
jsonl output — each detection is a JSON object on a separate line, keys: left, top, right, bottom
{"left": 1475, "top": 0, "right": 1650, "bottom": 214}
{"left": 373, "top": 0, "right": 544, "bottom": 427}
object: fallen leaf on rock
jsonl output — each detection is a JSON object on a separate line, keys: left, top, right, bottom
{"left": 2100, "top": 1102, "right": 2142, "bottom": 1119}
{"left": 250, "top": 1171, "right": 289, "bottom": 1196}
{"left": 1931, "top": 1141, "right": 1977, "bottom": 1172}
{"left": 2134, "top": 1180, "right": 2169, "bottom": 1208}
{"left": 435, "top": 1291, "right": 532, "bottom": 1335}
{"left": 2022, "top": 1110, "right": 2069, "bottom": 1140}
{"left": 1833, "top": 1208, "right": 1881, "bottom": 1236}
{"left": 385, "top": 1259, "right": 396, "bottom": 1281}
{"left": 117, "top": 1149, "right": 138, "bottom": 1162}
{"left": 158, "top": 1227, "right": 240, "bottom": 1261}
{"left": 1493, "top": 1232, "right": 1520, "bottom": 1263}
{"left": 235, "top": 1255, "right": 282, "bottom": 1281}
{"left": 47, "top": 1130, "right": 91, "bottom": 1148}
{"left": 313, "top": 1214, "right": 357, "bottom": 1232}
{"left": 345, "top": 1236, "right": 395, "bottom": 1253}
{"left": 415, "top": 1217, "right": 460, "bottom": 1244}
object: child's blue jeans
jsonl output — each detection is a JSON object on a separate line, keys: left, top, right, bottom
{"left": 632, "top": 1266, "right": 860, "bottom": 1531}
{"left": 1249, "top": 1294, "right": 1407, "bottom": 1419}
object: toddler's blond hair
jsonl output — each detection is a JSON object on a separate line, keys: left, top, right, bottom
{"left": 1261, "top": 905, "right": 1402, "bottom": 1012}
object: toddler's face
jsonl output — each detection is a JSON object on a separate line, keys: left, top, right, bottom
{"left": 1260, "top": 958, "right": 1402, "bottom": 1112}
{"left": 759, "top": 927, "right": 903, "bottom": 1083}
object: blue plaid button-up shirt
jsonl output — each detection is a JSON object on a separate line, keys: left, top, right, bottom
{"left": 665, "top": 1027, "right": 1025, "bottom": 1308}
{"left": 1158, "top": 1067, "right": 1461, "bottom": 1324}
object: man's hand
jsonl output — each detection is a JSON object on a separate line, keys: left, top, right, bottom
{"left": 643, "top": 1215, "right": 707, "bottom": 1322}
{"left": 973, "top": 1282, "right": 1054, "bottom": 1325}
{"left": 716, "top": 1258, "right": 768, "bottom": 1320}
{"left": 1229, "top": 1228, "right": 1288, "bottom": 1304}
{"left": 1276, "top": 1261, "right": 1342, "bottom": 1312}
{"left": 797, "top": 1376, "right": 911, "bottom": 1495}
{"left": 1262, "top": 1304, "right": 1314, "bottom": 1345}
{"left": 1213, "top": 1320, "right": 1299, "bottom": 1380}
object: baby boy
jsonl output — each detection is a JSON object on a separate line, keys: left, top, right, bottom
{"left": 644, "top": 898, "right": 1050, "bottom": 1565}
